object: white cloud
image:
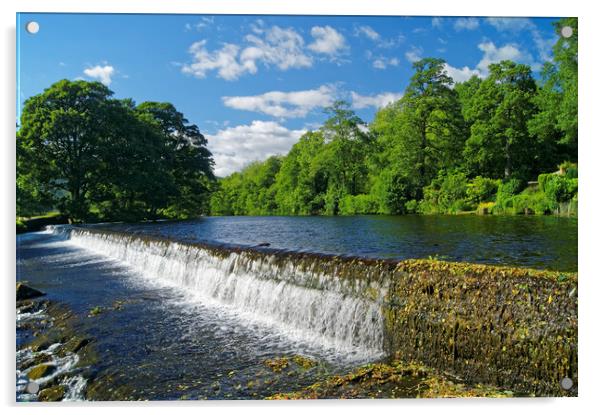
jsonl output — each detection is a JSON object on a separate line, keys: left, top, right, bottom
{"left": 355, "top": 25, "right": 380, "bottom": 41}
{"left": 222, "top": 85, "right": 335, "bottom": 118}
{"left": 432, "top": 17, "right": 443, "bottom": 28}
{"left": 486, "top": 17, "right": 534, "bottom": 32}
{"left": 355, "top": 25, "right": 404, "bottom": 49}
{"left": 476, "top": 41, "right": 531, "bottom": 74}
{"left": 182, "top": 41, "right": 254, "bottom": 81}
{"left": 443, "top": 63, "right": 481, "bottom": 83}
{"left": 244, "top": 26, "right": 313, "bottom": 70}
{"left": 185, "top": 17, "right": 214, "bottom": 32}
{"left": 351, "top": 91, "right": 403, "bottom": 109}
{"left": 405, "top": 46, "right": 423, "bottom": 63}
{"left": 308, "top": 26, "right": 347, "bottom": 56}
{"left": 372, "top": 57, "right": 400, "bottom": 70}
{"left": 207, "top": 121, "right": 306, "bottom": 176}
{"left": 182, "top": 25, "right": 312, "bottom": 81}
{"left": 485, "top": 17, "right": 555, "bottom": 69}
{"left": 83, "top": 65, "right": 115, "bottom": 85}
{"left": 454, "top": 17, "right": 480, "bottom": 31}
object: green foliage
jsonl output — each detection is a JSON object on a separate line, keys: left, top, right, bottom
{"left": 539, "top": 173, "right": 578, "bottom": 203}
{"left": 419, "top": 170, "right": 471, "bottom": 214}
{"left": 17, "top": 80, "right": 214, "bottom": 222}
{"left": 463, "top": 61, "right": 538, "bottom": 180}
{"left": 466, "top": 176, "right": 500, "bottom": 205}
{"left": 20, "top": 19, "right": 577, "bottom": 222}
{"left": 339, "top": 194, "right": 379, "bottom": 215}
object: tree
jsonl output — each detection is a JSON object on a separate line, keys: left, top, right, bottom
{"left": 318, "top": 101, "right": 372, "bottom": 214}
{"left": 17, "top": 80, "right": 215, "bottom": 221}
{"left": 274, "top": 131, "right": 327, "bottom": 215}
{"left": 529, "top": 17, "right": 578, "bottom": 164}
{"left": 17, "top": 80, "right": 114, "bottom": 220}
{"left": 463, "top": 61, "right": 538, "bottom": 180}
{"left": 367, "top": 58, "right": 466, "bottom": 213}
{"left": 135, "top": 102, "right": 214, "bottom": 218}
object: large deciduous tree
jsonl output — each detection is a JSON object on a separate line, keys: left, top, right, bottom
{"left": 463, "top": 61, "right": 538, "bottom": 180}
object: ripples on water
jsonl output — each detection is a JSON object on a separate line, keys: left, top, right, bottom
{"left": 100, "top": 215, "right": 577, "bottom": 271}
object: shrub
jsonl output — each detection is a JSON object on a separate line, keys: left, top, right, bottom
{"left": 339, "top": 194, "right": 379, "bottom": 215}
{"left": 467, "top": 176, "right": 500, "bottom": 204}
{"left": 405, "top": 199, "right": 419, "bottom": 214}
{"left": 476, "top": 202, "right": 496, "bottom": 215}
{"left": 539, "top": 173, "right": 578, "bottom": 203}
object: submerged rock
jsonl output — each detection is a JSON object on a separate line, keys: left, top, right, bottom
{"left": 16, "top": 283, "right": 45, "bottom": 301}
{"left": 38, "top": 385, "right": 65, "bottom": 402}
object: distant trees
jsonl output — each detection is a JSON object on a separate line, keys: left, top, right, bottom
{"left": 209, "top": 18, "right": 577, "bottom": 217}
{"left": 17, "top": 80, "right": 214, "bottom": 221}
{"left": 18, "top": 19, "right": 577, "bottom": 221}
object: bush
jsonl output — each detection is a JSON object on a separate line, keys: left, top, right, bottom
{"left": 476, "top": 202, "right": 496, "bottom": 215}
{"left": 467, "top": 177, "right": 500, "bottom": 204}
{"left": 339, "top": 194, "right": 379, "bottom": 215}
{"left": 420, "top": 170, "right": 470, "bottom": 214}
{"left": 539, "top": 173, "right": 578, "bottom": 203}
{"left": 558, "top": 161, "right": 578, "bottom": 179}
{"left": 405, "top": 199, "right": 419, "bottom": 214}
{"left": 494, "top": 178, "right": 526, "bottom": 213}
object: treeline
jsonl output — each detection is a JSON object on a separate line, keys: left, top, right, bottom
{"left": 17, "top": 80, "right": 214, "bottom": 222}
{"left": 211, "top": 18, "right": 577, "bottom": 217}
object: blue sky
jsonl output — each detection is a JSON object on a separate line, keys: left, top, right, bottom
{"left": 17, "top": 13, "right": 560, "bottom": 176}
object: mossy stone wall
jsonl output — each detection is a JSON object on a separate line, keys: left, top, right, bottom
{"left": 384, "top": 260, "right": 577, "bottom": 396}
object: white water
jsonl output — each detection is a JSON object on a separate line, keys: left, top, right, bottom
{"left": 50, "top": 226, "right": 387, "bottom": 360}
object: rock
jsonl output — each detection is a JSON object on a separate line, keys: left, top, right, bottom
{"left": 27, "top": 363, "right": 55, "bottom": 380}
{"left": 63, "top": 336, "right": 91, "bottom": 354}
{"left": 16, "top": 283, "right": 45, "bottom": 301}
{"left": 38, "top": 385, "right": 65, "bottom": 402}
{"left": 19, "top": 352, "right": 52, "bottom": 371}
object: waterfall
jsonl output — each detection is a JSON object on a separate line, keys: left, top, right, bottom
{"left": 48, "top": 226, "right": 388, "bottom": 360}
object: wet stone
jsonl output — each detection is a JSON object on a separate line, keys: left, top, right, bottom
{"left": 38, "top": 385, "right": 65, "bottom": 402}
{"left": 28, "top": 363, "right": 55, "bottom": 380}
{"left": 16, "top": 283, "right": 45, "bottom": 301}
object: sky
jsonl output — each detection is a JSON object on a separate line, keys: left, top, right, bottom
{"left": 17, "top": 13, "right": 561, "bottom": 176}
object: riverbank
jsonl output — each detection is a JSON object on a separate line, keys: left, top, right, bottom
{"left": 16, "top": 285, "right": 96, "bottom": 401}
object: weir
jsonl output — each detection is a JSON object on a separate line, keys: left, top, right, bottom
{"left": 48, "top": 225, "right": 578, "bottom": 396}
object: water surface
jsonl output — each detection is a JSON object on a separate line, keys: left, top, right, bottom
{"left": 101, "top": 215, "right": 577, "bottom": 271}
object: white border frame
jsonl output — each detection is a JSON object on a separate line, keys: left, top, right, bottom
{"left": 2, "top": 1, "right": 599, "bottom": 415}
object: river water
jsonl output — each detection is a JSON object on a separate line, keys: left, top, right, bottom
{"left": 103, "top": 215, "right": 577, "bottom": 271}
{"left": 16, "top": 215, "right": 577, "bottom": 401}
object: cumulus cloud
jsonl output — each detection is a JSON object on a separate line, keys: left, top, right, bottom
{"left": 351, "top": 91, "right": 403, "bottom": 109}
{"left": 308, "top": 26, "right": 347, "bottom": 56}
{"left": 405, "top": 46, "right": 423, "bottom": 63}
{"left": 83, "top": 65, "right": 115, "bottom": 85}
{"left": 182, "top": 25, "right": 312, "bottom": 81}
{"left": 476, "top": 41, "right": 530, "bottom": 74}
{"left": 454, "top": 17, "right": 480, "bottom": 31}
{"left": 206, "top": 121, "right": 306, "bottom": 176}
{"left": 441, "top": 41, "right": 533, "bottom": 83}
{"left": 222, "top": 85, "right": 335, "bottom": 118}
{"left": 443, "top": 63, "right": 481, "bottom": 83}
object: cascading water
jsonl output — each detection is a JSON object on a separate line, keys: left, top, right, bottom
{"left": 48, "top": 226, "right": 388, "bottom": 360}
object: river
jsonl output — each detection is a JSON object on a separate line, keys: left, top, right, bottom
{"left": 16, "top": 215, "right": 577, "bottom": 400}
